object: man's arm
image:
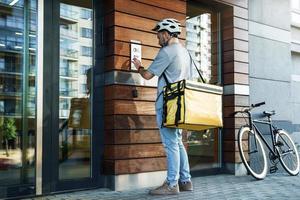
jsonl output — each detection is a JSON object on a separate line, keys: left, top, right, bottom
{"left": 132, "top": 58, "right": 154, "bottom": 80}
{"left": 138, "top": 66, "right": 154, "bottom": 80}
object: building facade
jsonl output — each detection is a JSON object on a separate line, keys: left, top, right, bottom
{"left": 0, "top": 0, "right": 298, "bottom": 199}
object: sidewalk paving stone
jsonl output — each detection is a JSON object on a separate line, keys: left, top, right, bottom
{"left": 25, "top": 173, "right": 300, "bottom": 200}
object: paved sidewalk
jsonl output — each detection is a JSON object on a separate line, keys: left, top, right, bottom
{"left": 28, "top": 174, "right": 300, "bottom": 200}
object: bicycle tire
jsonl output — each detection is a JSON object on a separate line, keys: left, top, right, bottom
{"left": 238, "top": 126, "right": 268, "bottom": 180}
{"left": 275, "top": 130, "right": 300, "bottom": 176}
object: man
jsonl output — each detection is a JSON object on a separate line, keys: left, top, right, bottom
{"left": 132, "top": 18, "right": 193, "bottom": 195}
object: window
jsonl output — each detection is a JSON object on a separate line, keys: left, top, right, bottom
{"left": 80, "top": 84, "right": 87, "bottom": 94}
{"left": 80, "top": 65, "right": 90, "bottom": 75}
{"left": 0, "top": 14, "right": 5, "bottom": 26}
{"left": 0, "top": 100, "right": 4, "bottom": 113}
{"left": 0, "top": 58, "right": 4, "bottom": 71}
{"left": 81, "top": 28, "right": 92, "bottom": 38}
{"left": 186, "top": 13, "right": 212, "bottom": 83}
{"left": 81, "top": 46, "right": 92, "bottom": 57}
{"left": 81, "top": 9, "right": 92, "bottom": 20}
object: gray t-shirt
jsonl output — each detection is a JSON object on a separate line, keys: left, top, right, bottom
{"left": 147, "top": 43, "right": 192, "bottom": 110}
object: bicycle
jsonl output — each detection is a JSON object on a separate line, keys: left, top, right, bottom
{"left": 235, "top": 101, "right": 300, "bottom": 180}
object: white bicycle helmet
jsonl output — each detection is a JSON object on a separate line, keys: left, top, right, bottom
{"left": 152, "top": 18, "right": 181, "bottom": 35}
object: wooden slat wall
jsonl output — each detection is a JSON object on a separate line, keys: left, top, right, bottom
{"left": 102, "top": 0, "right": 249, "bottom": 175}
{"left": 103, "top": 0, "right": 187, "bottom": 175}
{"left": 219, "top": 1, "right": 249, "bottom": 164}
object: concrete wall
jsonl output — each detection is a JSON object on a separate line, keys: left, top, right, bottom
{"left": 249, "top": 0, "right": 300, "bottom": 149}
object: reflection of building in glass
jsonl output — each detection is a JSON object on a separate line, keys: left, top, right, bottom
{"left": 59, "top": 3, "right": 92, "bottom": 119}
{"left": 0, "top": 0, "right": 37, "bottom": 183}
{"left": 186, "top": 14, "right": 211, "bottom": 82}
{"left": 0, "top": 1, "right": 37, "bottom": 134}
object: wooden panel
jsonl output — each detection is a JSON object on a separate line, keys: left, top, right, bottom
{"left": 103, "top": 157, "right": 167, "bottom": 174}
{"left": 223, "top": 140, "right": 248, "bottom": 152}
{"left": 104, "top": 144, "right": 165, "bottom": 159}
{"left": 104, "top": 85, "right": 156, "bottom": 101}
{"left": 233, "top": 6, "right": 248, "bottom": 19}
{"left": 105, "top": 55, "right": 152, "bottom": 71}
{"left": 223, "top": 61, "right": 249, "bottom": 74}
{"left": 223, "top": 151, "right": 244, "bottom": 163}
{"left": 223, "top": 106, "right": 248, "bottom": 118}
{"left": 224, "top": 73, "right": 249, "bottom": 85}
{"left": 223, "top": 28, "right": 248, "bottom": 41}
{"left": 221, "top": 5, "right": 248, "bottom": 19}
{"left": 223, "top": 39, "right": 234, "bottom": 51}
{"left": 223, "top": 95, "right": 249, "bottom": 107}
{"left": 223, "top": 50, "right": 248, "bottom": 63}
{"left": 234, "top": 39, "right": 248, "bottom": 52}
{"left": 223, "top": 16, "right": 248, "bottom": 30}
{"left": 223, "top": 128, "right": 239, "bottom": 140}
{"left": 115, "top": 0, "right": 186, "bottom": 24}
{"left": 106, "top": 41, "right": 159, "bottom": 59}
{"left": 104, "top": 129, "right": 161, "bottom": 144}
{"left": 108, "top": 26, "right": 185, "bottom": 48}
{"left": 112, "top": 12, "right": 187, "bottom": 38}
{"left": 218, "top": 0, "right": 248, "bottom": 8}
{"left": 105, "top": 100, "right": 155, "bottom": 115}
{"left": 234, "top": 28, "right": 248, "bottom": 41}
{"left": 235, "top": 51, "right": 248, "bottom": 62}
{"left": 222, "top": 7, "right": 233, "bottom": 19}
{"left": 134, "top": 0, "right": 186, "bottom": 14}
{"left": 223, "top": 28, "right": 234, "bottom": 40}
{"left": 223, "top": 39, "right": 248, "bottom": 52}
{"left": 223, "top": 117, "right": 249, "bottom": 129}
{"left": 114, "top": 11, "right": 156, "bottom": 32}
{"left": 104, "top": 115, "right": 158, "bottom": 130}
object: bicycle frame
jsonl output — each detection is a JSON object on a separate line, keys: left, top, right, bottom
{"left": 247, "top": 110, "right": 279, "bottom": 158}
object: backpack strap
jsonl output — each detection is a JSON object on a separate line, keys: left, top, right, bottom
{"left": 187, "top": 51, "right": 206, "bottom": 83}
{"left": 162, "top": 50, "right": 206, "bottom": 84}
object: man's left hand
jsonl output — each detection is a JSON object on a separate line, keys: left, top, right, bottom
{"left": 132, "top": 57, "right": 142, "bottom": 70}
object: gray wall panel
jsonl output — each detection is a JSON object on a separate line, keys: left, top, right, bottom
{"left": 292, "top": 52, "right": 300, "bottom": 75}
{"left": 291, "top": 81, "right": 300, "bottom": 103}
{"left": 292, "top": 103, "right": 300, "bottom": 125}
{"left": 249, "top": 78, "right": 291, "bottom": 121}
{"left": 249, "top": 35, "right": 292, "bottom": 81}
{"left": 249, "top": 0, "right": 290, "bottom": 30}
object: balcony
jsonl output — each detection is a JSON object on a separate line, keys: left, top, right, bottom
{"left": 60, "top": 28, "right": 78, "bottom": 39}
{"left": 60, "top": 6, "right": 79, "bottom": 25}
{"left": 60, "top": 48, "right": 78, "bottom": 59}
{"left": 60, "top": 89, "right": 77, "bottom": 97}
{"left": 60, "top": 68, "right": 78, "bottom": 78}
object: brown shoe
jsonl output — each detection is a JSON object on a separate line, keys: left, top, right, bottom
{"left": 149, "top": 181, "right": 179, "bottom": 195}
{"left": 179, "top": 181, "right": 193, "bottom": 191}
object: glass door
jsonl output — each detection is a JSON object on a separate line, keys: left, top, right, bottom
{"left": 186, "top": 2, "right": 222, "bottom": 173}
{"left": 0, "top": 0, "right": 37, "bottom": 198}
{"left": 58, "top": 0, "right": 93, "bottom": 181}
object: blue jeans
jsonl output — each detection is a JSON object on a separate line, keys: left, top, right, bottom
{"left": 156, "top": 108, "right": 191, "bottom": 187}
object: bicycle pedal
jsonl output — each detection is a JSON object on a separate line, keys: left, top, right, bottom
{"left": 270, "top": 165, "right": 278, "bottom": 173}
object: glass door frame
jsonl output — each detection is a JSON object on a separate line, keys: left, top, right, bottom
{"left": 187, "top": 0, "right": 224, "bottom": 176}
{"left": 38, "top": 0, "right": 105, "bottom": 194}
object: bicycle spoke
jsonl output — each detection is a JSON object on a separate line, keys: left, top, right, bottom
{"left": 276, "top": 130, "right": 300, "bottom": 175}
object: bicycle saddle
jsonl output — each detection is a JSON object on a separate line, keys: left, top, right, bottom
{"left": 263, "top": 110, "right": 276, "bottom": 117}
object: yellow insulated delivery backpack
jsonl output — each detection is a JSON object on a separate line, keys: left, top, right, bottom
{"left": 162, "top": 53, "right": 223, "bottom": 131}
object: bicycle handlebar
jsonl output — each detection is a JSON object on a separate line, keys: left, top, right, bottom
{"left": 251, "top": 101, "right": 265, "bottom": 108}
{"left": 233, "top": 101, "right": 266, "bottom": 116}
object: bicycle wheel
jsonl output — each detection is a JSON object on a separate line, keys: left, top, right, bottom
{"left": 275, "top": 130, "right": 300, "bottom": 176}
{"left": 238, "top": 126, "right": 268, "bottom": 179}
